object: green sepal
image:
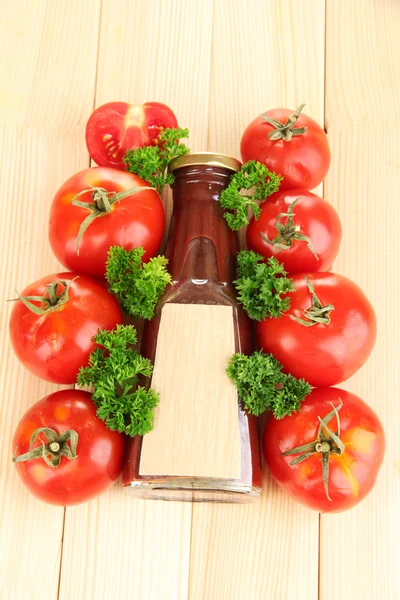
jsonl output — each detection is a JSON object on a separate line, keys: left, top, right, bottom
{"left": 281, "top": 401, "right": 345, "bottom": 501}
{"left": 13, "top": 427, "right": 79, "bottom": 468}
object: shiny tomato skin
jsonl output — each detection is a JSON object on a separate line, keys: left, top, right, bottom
{"left": 256, "top": 272, "right": 376, "bottom": 387}
{"left": 49, "top": 167, "right": 165, "bottom": 278}
{"left": 246, "top": 190, "right": 342, "bottom": 273}
{"left": 9, "top": 272, "right": 123, "bottom": 384}
{"left": 263, "top": 388, "right": 385, "bottom": 512}
{"left": 12, "top": 390, "right": 125, "bottom": 506}
{"left": 241, "top": 108, "right": 330, "bottom": 190}
{"left": 86, "top": 101, "right": 178, "bottom": 169}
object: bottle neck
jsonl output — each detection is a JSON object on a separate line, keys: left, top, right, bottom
{"left": 165, "top": 165, "right": 239, "bottom": 284}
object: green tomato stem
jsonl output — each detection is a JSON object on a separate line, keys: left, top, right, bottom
{"left": 261, "top": 103, "right": 308, "bottom": 142}
{"left": 289, "top": 276, "right": 335, "bottom": 327}
{"left": 71, "top": 186, "right": 154, "bottom": 254}
{"left": 261, "top": 197, "right": 319, "bottom": 259}
{"left": 281, "top": 401, "right": 344, "bottom": 501}
{"left": 10, "top": 279, "right": 75, "bottom": 316}
{"left": 13, "top": 427, "right": 79, "bottom": 469}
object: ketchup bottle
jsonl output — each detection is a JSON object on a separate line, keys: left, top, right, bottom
{"left": 123, "top": 153, "right": 262, "bottom": 502}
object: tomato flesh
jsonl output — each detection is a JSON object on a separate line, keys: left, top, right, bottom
{"left": 86, "top": 101, "right": 178, "bottom": 169}
{"left": 9, "top": 272, "right": 123, "bottom": 384}
{"left": 12, "top": 390, "right": 125, "bottom": 506}
{"left": 256, "top": 272, "right": 376, "bottom": 387}
{"left": 263, "top": 388, "right": 385, "bottom": 512}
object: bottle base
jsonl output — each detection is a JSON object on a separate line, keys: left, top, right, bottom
{"left": 123, "top": 478, "right": 261, "bottom": 503}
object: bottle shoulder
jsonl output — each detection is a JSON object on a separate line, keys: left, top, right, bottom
{"left": 160, "top": 279, "right": 237, "bottom": 307}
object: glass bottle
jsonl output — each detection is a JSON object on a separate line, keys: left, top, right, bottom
{"left": 123, "top": 153, "right": 262, "bottom": 502}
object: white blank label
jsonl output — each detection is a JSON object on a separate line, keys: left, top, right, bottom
{"left": 139, "top": 303, "right": 241, "bottom": 479}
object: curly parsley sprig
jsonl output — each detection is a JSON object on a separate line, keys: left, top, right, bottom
{"left": 106, "top": 246, "right": 171, "bottom": 320}
{"left": 123, "top": 127, "right": 190, "bottom": 194}
{"left": 220, "top": 160, "right": 282, "bottom": 230}
{"left": 227, "top": 351, "right": 311, "bottom": 419}
{"left": 234, "top": 250, "right": 294, "bottom": 320}
{"left": 77, "top": 325, "right": 159, "bottom": 437}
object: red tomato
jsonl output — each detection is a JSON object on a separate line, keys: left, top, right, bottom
{"left": 263, "top": 388, "right": 385, "bottom": 512}
{"left": 12, "top": 390, "right": 125, "bottom": 506}
{"left": 241, "top": 105, "right": 330, "bottom": 190}
{"left": 256, "top": 272, "right": 376, "bottom": 387}
{"left": 9, "top": 272, "right": 123, "bottom": 384}
{"left": 246, "top": 190, "right": 342, "bottom": 274}
{"left": 86, "top": 101, "right": 178, "bottom": 169}
{"left": 49, "top": 167, "right": 165, "bottom": 278}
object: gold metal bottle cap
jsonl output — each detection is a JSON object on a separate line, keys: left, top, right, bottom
{"left": 168, "top": 152, "right": 242, "bottom": 173}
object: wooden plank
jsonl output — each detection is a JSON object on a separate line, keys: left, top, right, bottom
{"left": 0, "top": 1, "right": 100, "bottom": 598}
{"left": 189, "top": 1, "right": 325, "bottom": 598}
{"left": 0, "top": 1, "right": 99, "bottom": 132}
{"left": 58, "top": 2, "right": 213, "bottom": 599}
{"left": 188, "top": 481, "right": 318, "bottom": 599}
{"left": 321, "top": 1, "right": 400, "bottom": 599}
{"left": 59, "top": 485, "right": 192, "bottom": 600}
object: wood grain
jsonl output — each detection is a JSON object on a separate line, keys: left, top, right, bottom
{"left": 0, "top": 0, "right": 99, "bottom": 132}
{"left": 188, "top": 1, "right": 324, "bottom": 598}
{"left": 58, "top": 2, "right": 213, "bottom": 599}
{"left": 59, "top": 484, "right": 192, "bottom": 600}
{"left": 321, "top": 2, "right": 400, "bottom": 599}
{"left": 0, "top": 1, "right": 100, "bottom": 598}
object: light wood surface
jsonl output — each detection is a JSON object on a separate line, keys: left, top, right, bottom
{"left": 0, "top": 1, "right": 99, "bottom": 598}
{"left": 320, "top": 2, "right": 400, "bottom": 599}
{"left": 0, "top": 1, "right": 398, "bottom": 599}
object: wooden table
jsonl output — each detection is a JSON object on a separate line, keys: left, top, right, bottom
{"left": 1, "top": 1, "right": 399, "bottom": 598}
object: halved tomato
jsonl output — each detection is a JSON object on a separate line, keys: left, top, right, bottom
{"left": 86, "top": 101, "right": 178, "bottom": 169}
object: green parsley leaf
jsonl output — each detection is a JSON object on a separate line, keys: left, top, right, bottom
{"left": 226, "top": 351, "right": 311, "bottom": 418}
{"left": 220, "top": 160, "right": 282, "bottom": 230}
{"left": 106, "top": 246, "right": 172, "bottom": 320}
{"left": 77, "top": 325, "right": 159, "bottom": 437}
{"left": 123, "top": 127, "right": 190, "bottom": 194}
{"left": 234, "top": 250, "right": 294, "bottom": 321}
